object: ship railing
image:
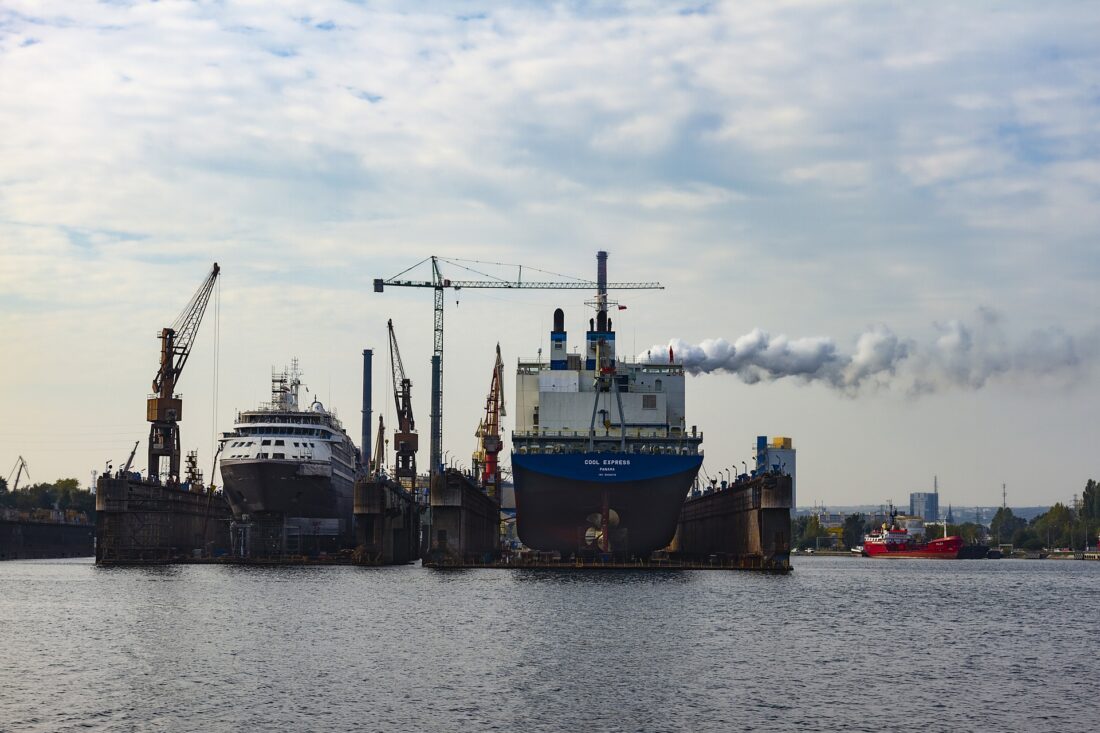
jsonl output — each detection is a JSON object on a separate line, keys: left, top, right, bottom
{"left": 512, "top": 426, "right": 702, "bottom": 437}
{"left": 512, "top": 441, "right": 700, "bottom": 456}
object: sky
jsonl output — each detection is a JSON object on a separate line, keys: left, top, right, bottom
{"left": 1, "top": 1, "right": 1098, "bottom": 509}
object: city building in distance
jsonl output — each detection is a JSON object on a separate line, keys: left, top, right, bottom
{"left": 910, "top": 476, "right": 940, "bottom": 522}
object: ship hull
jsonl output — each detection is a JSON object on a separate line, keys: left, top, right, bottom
{"left": 220, "top": 460, "right": 352, "bottom": 517}
{"left": 862, "top": 535, "right": 963, "bottom": 559}
{"left": 511, "top": 452, "right": 702, "bottom": 555}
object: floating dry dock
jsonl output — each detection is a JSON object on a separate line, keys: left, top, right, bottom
{"left": 673, "top": 471, "right": 792, "bottom": 572}
{"left": 423, "top": 468, "right": 501, "bottom": 566}
{"left": 352, "top": 475, "right": 422, "bottom": 565}
{"left": 95, "top": 475, "right": 231, "bottom": 564}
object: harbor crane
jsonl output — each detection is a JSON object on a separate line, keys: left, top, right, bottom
{"left": 374, "top": 255, "right": 662, "bottom": 485}
{"left": 6, "top": 456, "right": 30, "bottom": 492}
{"left": 387, "top": 319, "right": 418, "bottom": 490}
{"left": 370, "top": 414, "right": 387, "bottom": 478}
{"left": 472, "top": 344, "right": 505, "bottom": 499}
{"left": 148, "top": 262, "right": 220, "bottom": 484}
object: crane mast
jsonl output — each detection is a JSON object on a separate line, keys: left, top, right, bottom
{"left": 388, "top": 319, "right": 418, "bottom": 490}
{"left": 374, "top": 255, "right": 662, "bottom": 488}
{"left": 473, "top": 343, "right": 506, "bottom": 498}
{"left": 147, "top": 262, "right": 220, "bottom": 484}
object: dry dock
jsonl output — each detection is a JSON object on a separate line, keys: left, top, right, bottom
{"left": 95, "top": 475, "right": 232, "bottom": 564}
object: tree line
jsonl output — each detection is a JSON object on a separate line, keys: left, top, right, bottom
{"left": 792, "top": 478, "right": 1099, "bottom": 551}
{"left": 0, "top": 477, "right": 96, "bottom": 515}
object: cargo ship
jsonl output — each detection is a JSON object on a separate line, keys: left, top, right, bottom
{"left": 511, "top": 252, "right": 703, "bottom": 557}
{"left": 219, "top": 361, "right": 360, "bottom": 556}
{"left": 862, "top": 519, "right": 963, "bottom": 559}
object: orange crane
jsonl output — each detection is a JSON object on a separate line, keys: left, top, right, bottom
{"left": 387, "top": 319, "right": 418, "bottom": 490}
{"left": 472, "top": 344, "right": 505, "bottom": 498}
{"left": 147, "top": 263, "right": 220, "bottom": 484}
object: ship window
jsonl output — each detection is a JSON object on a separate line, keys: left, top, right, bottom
{"left": 258, "top": 453, "right": 268, "bottom": 459}
{"left": 293, "top": 442, "right": 299, "bottom": 447}
{"left": 262, "top": 440, "right": 271, "bottom": 446}
{"left": 273, "top": 453, "right": 285, "bottom": 459}
{"left": 643, "top": 394, "right": 657, "bottom": 410}
{"left": 655, "top": 379, "right": 663, "bottom": 391}
{"left": 275, "top": 440, "right": 285, "bottom": 446}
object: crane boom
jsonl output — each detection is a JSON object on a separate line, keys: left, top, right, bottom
{"left": 473, "top": 344, "right": 505, "bottom": 498}
{"left": 374, "top": 255, "right": 662, "bottom": 488}
{"left": 147, "top": 262, "right": 220, "bottom": 484}
{"left": 387, "top": 319, "right": 418, "bottom": 489}
{"left": 152, "top": 263, "right": 220, "bottom": 397}
{"left": 7, "top": 456, "right": 30, "bottom": 492}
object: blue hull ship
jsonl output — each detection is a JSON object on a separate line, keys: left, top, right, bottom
{"left": 511, "top": 452, "right": 703, "bottom": 555}
{"left": 510, "top": 252, "right": 704, "bottom": 557}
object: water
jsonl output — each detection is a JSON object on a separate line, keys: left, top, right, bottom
{"left": 1, "top": 557, "right": 1097, "bottom": 732}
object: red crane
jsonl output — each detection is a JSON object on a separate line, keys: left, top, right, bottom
{"left": 473, "top": 343, "right": 505, "bottom": 498}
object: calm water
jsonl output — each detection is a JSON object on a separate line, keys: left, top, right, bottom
{"left": 1, "top": 557, "right": 1097, "bottom": 732}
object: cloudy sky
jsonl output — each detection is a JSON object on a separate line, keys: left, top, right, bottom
{"left": 2, "top": 1, "right": 1098, "bottom": 508}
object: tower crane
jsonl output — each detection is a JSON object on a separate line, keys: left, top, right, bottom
{"left": 7, "top": 456, "right": 30, "bottom": 492}
{"left": 374, "top": 255, "right": 661, "bottom": 485}
{"left": 148, "top": 262, "right": 220, "bottom": 484}
{"left": 387, "top": 319, "right": 418, "bottom": 490}
{"left": 472, "top": 344, "right": 505, "bottom": 499}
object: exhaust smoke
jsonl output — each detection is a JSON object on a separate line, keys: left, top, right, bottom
{"left": 639, "top": 308, "right": 1096, "bottom": 394}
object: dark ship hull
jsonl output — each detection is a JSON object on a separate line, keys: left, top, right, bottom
{"left": 220, "top": 460, "right": 355, "bottom": 551}
{"left": 511, "top": 452, "right": 702, "bottom": 555}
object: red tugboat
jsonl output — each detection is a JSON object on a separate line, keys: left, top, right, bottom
{"left": 862, "top": 517, "right": 963, "bottom": 559}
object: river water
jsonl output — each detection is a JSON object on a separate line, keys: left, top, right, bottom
{"left": 0, "top": 557, "right": 1096, "bottom": 732}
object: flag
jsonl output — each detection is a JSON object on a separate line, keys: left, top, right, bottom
{"left": 617, "top": 305, "right": 627, "bottom": 310}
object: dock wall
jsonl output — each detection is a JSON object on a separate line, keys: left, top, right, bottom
{"left": 353, "top": 477, "right": 422, "bottom": 565}
{"left": 425, "top": 469, "right": 500, "bottom": 565}
{"left": 675, "top": 472, "right": 791, "bottom": 570}
{"left": 95, "top": 477, "right": 231, "bottom": 564}
{"left": 0, "top": 517, "right": 94, "bottom": 560}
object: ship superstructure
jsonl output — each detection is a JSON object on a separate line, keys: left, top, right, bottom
{"left": 511, "top": 252, "right": 703, "bottom": 556}
{"left": 219, "top": 361, "right": 360, "bottom": 556}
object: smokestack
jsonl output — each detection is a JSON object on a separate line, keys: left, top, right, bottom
{"left": 596, "top": 250, "right": 608, "bottom": 332}
{"left": 362, "top": 349, "right": 372, "bottom": 472}
{"left": 551, "top": 308, "right": 567, "bottom": 370}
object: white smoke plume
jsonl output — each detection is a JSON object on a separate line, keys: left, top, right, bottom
{"left": 639, "top": 308, "right": 1096, "bottom": 394}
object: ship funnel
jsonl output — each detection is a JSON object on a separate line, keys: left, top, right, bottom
{"left": 596, "top": 251, "right": 608, "bottom": 332}
{"left": 551, "top": 308, "right": 567, "bottom": 370}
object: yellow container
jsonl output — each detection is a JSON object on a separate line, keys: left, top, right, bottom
{"left": 771, "top": 436, "right": 792, "bottom": 449}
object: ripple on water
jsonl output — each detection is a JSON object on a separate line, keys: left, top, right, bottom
{"left": 0, "top": 557, "right": 1098, "bottom": 731}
